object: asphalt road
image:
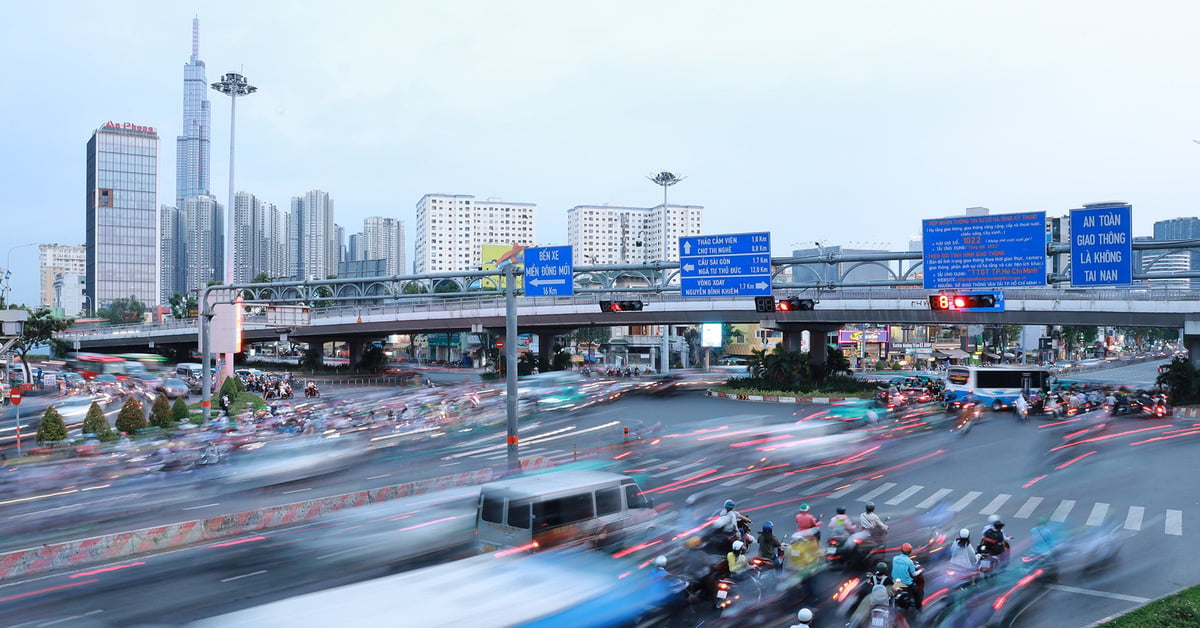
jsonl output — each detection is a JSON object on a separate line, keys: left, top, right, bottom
{"left": 0, "top": 365, "right": 1195, "bottom": 626}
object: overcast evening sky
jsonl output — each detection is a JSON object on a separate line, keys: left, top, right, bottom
{"left": 3, "top": 1, "right": 1200, "bottom": 306}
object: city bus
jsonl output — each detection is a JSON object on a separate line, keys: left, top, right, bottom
{"left": 65, "top": 353, "right": 127, "bottom": 380}
{"left": 943, "top": 365, "right": 1052, "bottom": 411}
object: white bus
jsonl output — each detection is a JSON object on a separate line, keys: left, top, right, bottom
{"left": 476, "top": 470, "right": 656, "bottom": 553}
{"left": 944, "top": 365, "right": 1052, "bottom": 411}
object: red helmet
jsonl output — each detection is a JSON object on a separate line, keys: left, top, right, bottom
{"left": 901, "top": 542, "right": 913, "bottom": 554}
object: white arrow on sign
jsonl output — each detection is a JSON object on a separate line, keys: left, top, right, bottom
{"left": 529, "top": 278, "right": 567, "bottom": 287}
{"left": 682, "top": 263, "right": 696, "bottom": 272}
{"left": 682, "top": 241, "right": 692, "bottom": 255}
{"left": 755, "top": 281, "right": 769, "bottom": 290}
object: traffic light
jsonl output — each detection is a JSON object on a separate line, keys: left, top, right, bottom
{"left": 600, "top": 300, "right": 644, "bottom": 312}
{"left": 776, "top": 297, "right": 815, "bottom": 311}
{"left": 754, "top": 296, "right": 776, "bottom": 313}
{"left": 928, "top": 293, "right": 1001, "bottom": 312}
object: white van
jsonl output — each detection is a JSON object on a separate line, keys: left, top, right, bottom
{"left": 175, "top": 363, "right": 203, "bottom": 380}
{"left": 476, "top": 470, "right": 656, "bottom": 552}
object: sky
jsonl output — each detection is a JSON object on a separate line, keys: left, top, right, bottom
{"left": 3, "top": 1, "right": 1200, "bottom": 306}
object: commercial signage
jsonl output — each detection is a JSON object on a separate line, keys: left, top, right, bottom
{"left": 922, "top": 212, "right": 1047, "bottom": 289}
{"left": 679, "top": 232, "right": 772, "bottom": 298}
{"left": 701, "top": 323, "right": 723, "bottom": 348}
{"left": 103, "top": 120, "right": 157, "bottom": 135}
{"left": 480, "top": 243, "right": 526, "bottom": 290}
{"left": 838, "top": 329, "right": 891, "bottom": 344}
{"left": 524, "top": 245, "right": 574, "bottom": 297}
{"left": 1070, "top": 204, "right": 1132, "bottom": 286}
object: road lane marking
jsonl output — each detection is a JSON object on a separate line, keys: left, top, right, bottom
{"left": 950, "top": 491, "right": 982, "bottom": 512}
{"left": 747, "top": 475, "right": 785, "bottom": 490}
{"left": 857, "top": 482, "right": 896, "bottom": 503}
{"left": 1086, "top": 503, "right": 1109, "bottom": 526}
{"left": 720, "top": 475, "right": 754, "bottom": 487}
{"left": 282, "top": 488, "right": 312, "bottom": 495}
{"left": 979, "top": 494, "right": 1011, "bottom": 516}
{"left": 652, "top": 462, "right": 702, "bottom": 478}
{"left": 828, "top": 482, "right": 861, "bottom": 499}
{"left": 915, "top": 488, "right": 953, "bottom": 509}
{"left": 182, "top": 503, "right": 220, "bottom": 511}
{"left": 1166, "top": 509, "right": 1183, "bottom": 536}
{"left": 37, "top": 610, "right": 104, "bottom": 627}
{"left": 1048, "top": 584, "right": 1150, "bottom": 604}
{"left": 1124, "top": 506, "right": 1144, "bottom": 530}
{"left": 367, "top": 474, "right": 390, "bottom": 480}
{"left": 885, "top": 485, "right": 924, "bottom": 506}
{"left": 220, "top": 570, "right": 268, "bottom": 583}
{"left": 1013, "top": 496, "right": 1043, "bottom": 519}
{"left": 1050, "top": 499, "right": 1075, "bottom": 523}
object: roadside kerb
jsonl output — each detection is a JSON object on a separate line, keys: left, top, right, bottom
{"left": 707, "top": 389, "right": 852, "bottom": 404}
{"left": 0, "top": 467, "right": 494, "bottom": 582}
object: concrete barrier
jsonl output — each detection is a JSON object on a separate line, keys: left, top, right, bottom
{"left": 706, "top": 389, "right": 854, "bottom": 404}
{"left": 0, "top": 467, "right": 495, "bottom": 582}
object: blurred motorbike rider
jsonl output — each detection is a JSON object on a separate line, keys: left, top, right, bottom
{"left": 727, "top": 540, "right": 752, "bottom": 580}
{"left": 790, "top": 608, "right": 814, "bottom": 628}
{"left": 849, "top": 561, "right": 895, "bottom": 627}
{"left": 980, "top": 520, "right": 1011, "bottom": 566}
{"left": 828, "top": 505, "right": 857, "bottom": 538}
{"left": 758, "top": 521, "right": 784, "bottom": 569}
{"left": 1030, "top": 516, "right": 1059, "bottom": 557}
{"left": 795, "top": 503, "right": 821, "bottom": 539}
{"left": 860, "top": 502, "right": 889, "bottom": 544}
{"left": 714, "top": 499, "right": 750, "bottom": 538}
{"left": 948, "top": 528, "right": 979, "bottom": 571}
{"left": 891, "top": 543, "right": 924, "bottom": 610}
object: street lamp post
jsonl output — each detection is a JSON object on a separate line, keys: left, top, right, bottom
{"left": 211, "top": 72, "right": 256, "bottom": 385}
{"left": 647, "top": 172, "right": 684, "bottom": 374}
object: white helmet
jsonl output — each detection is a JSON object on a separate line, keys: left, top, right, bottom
{"left": 988, "top": 514, "right": 1000, "bottom": 525}
{"left": 797, "top": 608, "right": 814, "bottom": 622}
{"left": 654, "top": 555, "right": 667, "bottom": 568}
{"left": 731, "top": 540, "right": 745, "bottom": 552}
{"left": 959, "top": 528, "right": 971, "bottom": 539}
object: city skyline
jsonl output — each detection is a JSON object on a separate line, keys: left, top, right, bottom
{"left": 7, "top": 2, "right": 1200, "bottom": 305}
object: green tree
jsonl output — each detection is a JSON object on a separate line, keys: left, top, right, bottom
{"left": 98, "top": 296, "right": 146, "bottom": 324}
{"left": 1156, "top": 356, "right": 1199, "bottom": 404}
{"left": 360, "top": 344, "right": 388, "bottom": 372}
{"left": 172, "top": 397, "right": 191, "bottom": 422}
{"left": 822, "top": 348, "right": 853, "bottom": 379}
{"left": 114, "top": 397, "right": 147, "bottom": 435}
{"left": 402, "top": 282, "right": 428, "bottom": 294}
{"left": 571, "top": 326, "right": 612, "bottom": 357}
{"left": 36, "top": 406, "right": 67, "bottom": 444}
{"left": 150, "top": 393, "right": 173, "bottom": 428}
{"left": 433, "top": 280, "right": 460, "bottom": 294}
{"left": 219, "top": 375, "right": 243, "bottom": 400}
{"left": 82, "top": 401, "right": 114, "bottom": 440}
{"left": 168, "top": 292, "right": 198, "bottom": 319}
{"left": 8, "top": 307, "right": 72, "bottom": 382}
{"left": 1059, "top": 325, "right": 1099, "bottom": 356}
{"left": 552, "top": 350, "right": 572, "bottom": 371}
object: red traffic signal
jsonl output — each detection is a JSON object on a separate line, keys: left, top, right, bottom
{"left": 929, "top": 293, "right": 999, "bottom": 311}
{"left": 776, "top": 297, "right": 815, "bottom": 311}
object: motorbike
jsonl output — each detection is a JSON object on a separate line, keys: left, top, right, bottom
{"left": 304, "top": 384, "right": 319, "bottom": 398}
{"left": 1141, "top": 394, "right": 1169, "bottom": 418}
{"left": 950, "top": 401, "right": 981, "bottom": 434}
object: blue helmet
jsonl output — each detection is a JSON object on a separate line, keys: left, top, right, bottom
{"left": 762, "top": 521, "right": 774, "bottom": 532}
{"left": 724, "top": 499, "right": 736, "bottom": 510}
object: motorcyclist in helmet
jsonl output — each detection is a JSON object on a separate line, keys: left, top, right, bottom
{"left": 859, "top": 501, "right": 889, "bottom": 545}
{"left": 726, "top": 539, "right": 752, "bottom": 580}
{"left": 714, "top": 499, "right": 749, "bottom": 535}
{"left": 791, "top": 608, "right": 814, "bottom": 628}
{"left": 758, "top": 520, "right": 784, "bottom": 570}
{"left": 979, "top": 520, "right": 1011, "bottom": 566}
{"left": 850, "top": 561, "right": 896, "bottom": 627}
{"left": 828, "top": 505, "right": 857, "bottom": 538}
{"left": 795, "top": 503, "right": 822, "bottom": 539}
{"left": 948, "top": 528, "right": 980, "bottom": 571}
{"left": 891, "top": 542, "right": 924, "bottom": 611}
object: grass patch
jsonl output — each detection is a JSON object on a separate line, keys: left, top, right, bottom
{"left": 1100, "top": 584, "right": 1200, "bottom": 627}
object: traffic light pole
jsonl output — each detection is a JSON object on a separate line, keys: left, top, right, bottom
{"left": 504, "top": 264, "right": 520, "bottom": 475}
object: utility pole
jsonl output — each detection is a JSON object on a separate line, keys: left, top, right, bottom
{"left": 648, "top": 171, "right": 684, "bottom": 374}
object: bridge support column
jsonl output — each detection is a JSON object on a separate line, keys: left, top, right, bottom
{"left": 528, "top": 328, "right": 561, "bottom": 372}
{"left": 776, "top": 323, "right": 843, "bottom": 374}
{"left": 304, "top": 341, "right": 326, "bottom": 370}
{"left": 348, "top": 338, "right": 366, "bottom": 371}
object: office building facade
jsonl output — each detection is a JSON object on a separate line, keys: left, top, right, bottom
{"left": 1152, "top": 217, "right": 1200, "bottom": 287}
{"left": 414, "top": 194, "right": 537, "bottom": 273}
{"left": 176, "top": 17, "right": 211, "bottom": 210}
{"left": 567, "top": 203, "right": 703, "bottom": 265}
{"left": 160, "top": 205, "right": 185, "bottom": 302}
{"left": 86, "top": 122, "right": 160, "bottom": 310}
{"left": 184, "top": 195, "right": 224, "bottom": 291}
{"left": 233, "top": 191, "right": 291, "bottom": 283}
{"left": 290, "top": 190, "right": 338, "bottom": 279}
{"left": 38, "top": 244, "right": 86, "bottom": 309}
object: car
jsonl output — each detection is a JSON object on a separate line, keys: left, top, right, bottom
{"left": 157, "top": 378, "right": 190, "bottom": 399}
{"left": 60, "top": 372, "right": 86, "bottom": 388}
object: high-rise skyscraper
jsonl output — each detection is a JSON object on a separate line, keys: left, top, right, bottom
{"left": 176, "top": 16, "right": 211, "bottom": 210}
{"left": 86, "top": 121, "right": 160, "bottom": 310}
{"left": 160, "top": 204, "right": 185, "bottom": 302}
{"left": 233, "top": 191, "right": 291, "bottom": 282}
{"left": 184, "top": 196, "right": 224, "bottom": 291}
{"left": 38, "top": 244, "right": 86, "bottom": 308}
{"left": 363, "top": 217, "right": 406, "bottom": 276}
{"left": 1153, "top": 217, "right": 1200, "bottom": 287}
{"left": 414, "top": 194, "right": 537, "bottom": 273}
{"left": 566, "top": 203, "right": 703, "bottom": 265}
{"left": 290, "top": 190, "right": 337, "bottom": 279}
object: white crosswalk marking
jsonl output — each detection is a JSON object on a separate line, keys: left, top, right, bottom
{"left": 1086, "top": 503, "right": 1110, "bottom": 527}
{"left": 829, "top": 482, "right": 861, "bottom": 499}
{"left": 641, "top": 458, "right": 662, "bottom": 465}
{"left": 1013, "top": 496, "right": 1043, "bottom": 519}
{"left": 1125, "top": 506, "right": 1144, "bottom": 531}
{"left": 721, "top": 475, "right": 754, "bottom": 487}
{"left": 651, "top": 461, "right": 702, "bottom": 478}
{"left": 483, "top": 452, "right": 508, "bottom": 460}
{"left": 886, "top": 485, "right": 924, "bottom": 506}
{"left": 858, "top": 482, "right": 897, "bottom": 503}
{"left": 915, "top": 488, "right": 953, "bottom": 509}
{"left": 1166, "top": 510, "right": 1183, "bottom": 536}
{"left": 775, "top": 476, "right": 838, "bottom": 494}
{"left": 747, "top": 474, "right": 787, "bottom": 490}
{"left": 979, "top": 494, "right": 1011, "bottom": 516}
{"left": 950, "top": 491, "right": 982, "bottom": 512}
{"left": 1050, "top": 500, "right": 1075, "bottom": 523}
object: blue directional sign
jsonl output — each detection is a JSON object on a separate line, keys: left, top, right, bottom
{"left": 679, "top": 232, "right": 772, "bottom": 298}
{"left": 1070, "top": 203, "right": 1132, "bottom": 286}
{"left": 524, "top": 245, "right": 574, "bottom": 297}
{"left": 922, "top": 212, "right": 1047, "bottom": 289}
